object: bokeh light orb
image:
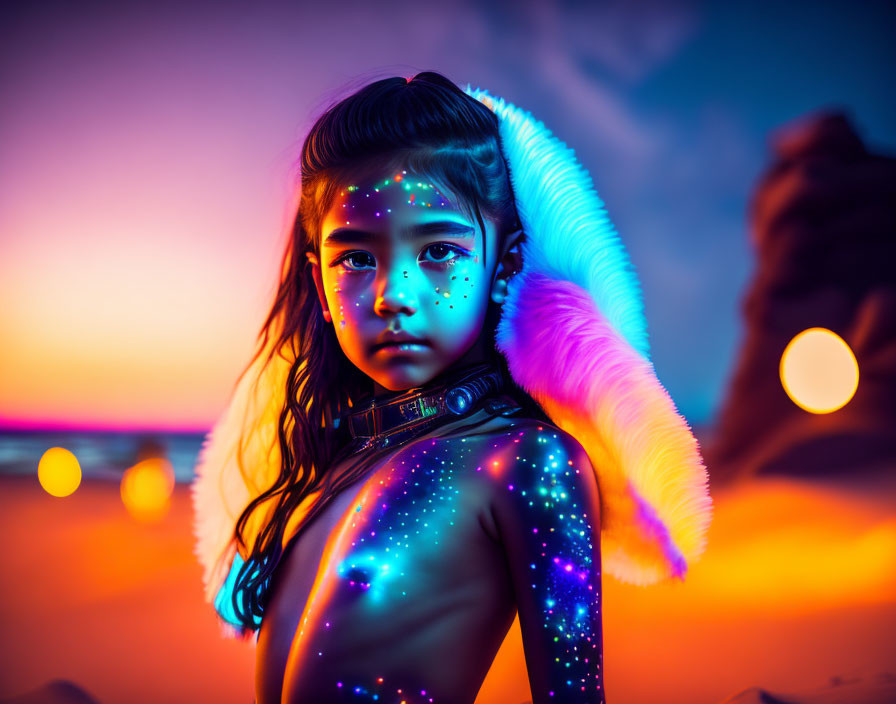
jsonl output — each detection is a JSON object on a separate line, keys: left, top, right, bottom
{"left": 37, "top": 447, "right": 82, "bottom": 497}
{"left": 780, "top": 327, "right": 859, "bottom": 414}
{"left": 120, "top": 457, "right": 175, "bottom": 522}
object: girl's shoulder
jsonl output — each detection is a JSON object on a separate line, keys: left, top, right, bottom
{"left": 461, "top": 412, "right": 584, "bottom": 452}
{"left": 442, "top": 411, "right": 591, "bottom": 477}
{"left": 449, "top": 412, "right": 600, "bottom": 541}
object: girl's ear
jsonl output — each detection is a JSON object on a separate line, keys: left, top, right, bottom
{"left": 305, "top": 252, "right": 333, "bottom": 323}
{"left": 491, "top": 228, "right": 524, "bottom": 305}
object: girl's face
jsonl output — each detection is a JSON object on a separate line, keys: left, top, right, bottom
{"left": 308, "top": 166, "right": 513, "bottom": 391}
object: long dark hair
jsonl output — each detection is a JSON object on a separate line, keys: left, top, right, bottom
{"left": 229, "top": 71, "right": 540, "bottom": 631}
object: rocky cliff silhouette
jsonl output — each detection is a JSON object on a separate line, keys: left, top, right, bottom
{"left": 705, "top": 111, "right": 896, "bottom": 484}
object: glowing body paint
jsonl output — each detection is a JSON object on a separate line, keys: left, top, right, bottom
{"left": 268, "top": 419, "right": 605, "bottom": 704}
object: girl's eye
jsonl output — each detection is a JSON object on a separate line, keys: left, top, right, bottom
{"left": 421, "top": 242, "right": 467, "bottom": 265}
{"left": 333, "top": 251, "right": 375, "bottom": 271}
{"left": 331, "top": 243, "right": 469, "bottom": 272}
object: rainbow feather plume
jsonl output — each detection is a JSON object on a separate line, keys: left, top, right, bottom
{"left": 465, "top": 85, "right": 712, "bottom": 584}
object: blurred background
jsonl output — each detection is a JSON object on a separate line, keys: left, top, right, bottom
{"left": 1, "top": 1, "right": 894, "bottom": 703}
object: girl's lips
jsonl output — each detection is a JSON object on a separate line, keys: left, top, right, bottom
{"left": 372, "top": 341, "right": 431, "bottom": 353}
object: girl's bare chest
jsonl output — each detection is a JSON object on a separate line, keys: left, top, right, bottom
{"left": 255, "top": 436, "right": 505, "bottom": 699}
{"left": 264, "top": 414, "right": 520, "bottom": 628}
{"left": 266, "top": 448, "right": 489, "bottom": 625}
{"left": 266, "top": 478, "right": 368, "bottom": 626}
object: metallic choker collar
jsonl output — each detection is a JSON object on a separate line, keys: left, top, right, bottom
{"left": 344, "top": 363, "right": 516, "bottom": 452}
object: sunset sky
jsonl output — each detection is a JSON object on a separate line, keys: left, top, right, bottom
{"left": 1, "top": 1, "right": 893, "bottom": 432}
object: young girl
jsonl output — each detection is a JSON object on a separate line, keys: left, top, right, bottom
{"left": 192, "top": 71, "right": 712, "bottom": 704}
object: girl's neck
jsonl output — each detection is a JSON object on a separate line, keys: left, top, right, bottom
{"left": 371, "top": 333, "right": 491, "bottom": 400}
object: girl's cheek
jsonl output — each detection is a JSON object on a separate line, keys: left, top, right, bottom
{"left": 328, "top": 276, "right": 371, "bottom": 330}
{"left": 428, "top": 259, "right": 483, "bottom": 313}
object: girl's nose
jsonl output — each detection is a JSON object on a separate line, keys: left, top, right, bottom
{"left": 373, "top": 267, "right": 419, "bottom": 317}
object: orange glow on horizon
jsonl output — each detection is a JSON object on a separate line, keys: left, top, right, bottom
{"left": 626, "top": 478, "right": 896, "bottom": 613}
{"left": 0, "top": 125, "right": 299, "bottom": 431}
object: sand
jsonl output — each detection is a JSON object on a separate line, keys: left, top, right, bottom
{"left": 1, "top": 470, "right": 894, "bottom": 704}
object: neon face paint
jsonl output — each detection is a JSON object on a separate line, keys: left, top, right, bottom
{"left": 316, "top": 167, "right": 500, "bottom": 392}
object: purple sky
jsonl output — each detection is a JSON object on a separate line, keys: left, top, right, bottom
{"left": 1, "top": 0, "right": 893, "bottom": 429}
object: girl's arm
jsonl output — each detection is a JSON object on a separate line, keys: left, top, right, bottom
{"left": 489, "top": 425, "right": 606, "bottom": 703}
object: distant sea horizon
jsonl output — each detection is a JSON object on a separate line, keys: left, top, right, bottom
{"left": 0, "top": 427, "right": 210, "bottom": 483}
{"left": 1, "top": 422, "right": 717, "bottom": 485}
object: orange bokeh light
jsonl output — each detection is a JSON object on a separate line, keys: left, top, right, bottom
{"left": 120, "top": 457, "right": 175, "bottom": 522}
{"left": 37, "top": 446, "right": 82, "bottom": 497}
{"left": 780, "top": 327, "right": 859, "bottom": 413}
